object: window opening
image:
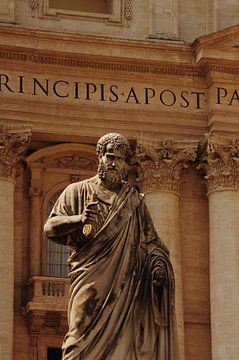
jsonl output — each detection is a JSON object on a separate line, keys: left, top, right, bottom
{"left": 48, "top": 0, "right": 113, "bottom": 14}
{"left": 47, "top": 191, "right": 70, "bottom": 277}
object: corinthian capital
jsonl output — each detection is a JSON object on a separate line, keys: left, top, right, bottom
{"left": 198, "top": 135, "right": 239, "bottom": 193}
{"left": 0, "top": 122, "right": 31, "bottom": 180}
{"left": 135, "top": 138, "right": 198, "bottom": 193}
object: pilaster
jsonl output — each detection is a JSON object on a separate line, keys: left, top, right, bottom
{"left": 0, "top": 121, "right": 31, "bottom": 360}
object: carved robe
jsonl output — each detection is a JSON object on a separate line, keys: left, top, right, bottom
{"left": 48, "top": 176, "right": 175, "bottom": 360}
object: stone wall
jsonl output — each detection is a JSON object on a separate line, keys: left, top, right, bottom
{"left": 0, "top": 0, "right": 239, "bottom": 43}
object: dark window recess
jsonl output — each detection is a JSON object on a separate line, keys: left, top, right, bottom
{"left": 49, "top": 0, "right": 113, "bottom": 14}
{"left": 47, "top": 347, "right": 62, "bottom": 360}
{"left": 47, "top": 190, "right": 70, "bottom": 277}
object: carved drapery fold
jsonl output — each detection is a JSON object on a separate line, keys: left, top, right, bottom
{"left": 0, "top": 122, "right": 31, "bottom": 180}
{"left": 135, "top": 138, "right": 198, "bottom": 193}
{"left": 198, "top": 135, "right": 239, "bottom": 193}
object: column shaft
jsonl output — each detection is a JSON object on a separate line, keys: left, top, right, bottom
{"left": 209, "top": 190, "right": 239, "bottom": 359}
{"left": 198, "top": 134, "right": 239, "bottom": 360}
{"left": 145, "top": 191, "right": 184, "bottom": 360}
{"left": 136, "top": 138, "right": 198, "bottom": 360}
{"left": 0, "top": 178, "right": 15, "bottom": 360}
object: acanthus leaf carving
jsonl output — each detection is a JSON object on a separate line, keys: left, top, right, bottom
{"left": 198, "top": 136, "right": 239, "bottom": 193}
{"left": 0, "top": 123, "right": 31, "bottom": 180}
{"left": 135, "top": 138, "right": 198, "bottom": 193}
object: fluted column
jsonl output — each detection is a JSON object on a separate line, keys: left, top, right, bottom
{"left": 198, "top": 135, "right": 239, "bottom": 360}
{"left": 136, "top": 138, "right": 198, "bottom": 360}
{"left": 0, "top": 122, "right": 31, "bottom": 360}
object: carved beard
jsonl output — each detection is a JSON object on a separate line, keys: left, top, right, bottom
{"left": 98, "top": 161, "right": 127, "bottom": 184}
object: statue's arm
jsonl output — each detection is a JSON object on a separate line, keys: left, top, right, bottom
{"left": 44, "top": 214, "right": 84, "bottom": 238}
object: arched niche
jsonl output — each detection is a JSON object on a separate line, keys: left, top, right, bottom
{"left": 26, "top": 143, "right": 98, "bottom": 277}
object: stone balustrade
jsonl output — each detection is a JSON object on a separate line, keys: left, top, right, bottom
{"left": 25, "top": 276, "right": 70, "bottom": 308}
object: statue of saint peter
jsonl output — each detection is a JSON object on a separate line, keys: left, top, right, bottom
{"left": 44, "top": 133, "right": 175, "bottom": 360}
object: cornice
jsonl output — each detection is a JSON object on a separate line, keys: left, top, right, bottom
{"left": 0, "top": 45, "right": 203, "bottom": 77}
{"left": 193, "top": 24, "right": 239, "bottom": 49}
{"left": 0, "top": 26, "right": 192, "bottom": 53}
{"left": 198, "top": 58, "right": 239, "bottom": 77}
{"left": 0, "top": 26, "right": 238, "bottom": 76}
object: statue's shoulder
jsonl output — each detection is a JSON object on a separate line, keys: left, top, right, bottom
{"left": 63, "top": 175, "right": 98, "bottom": 194}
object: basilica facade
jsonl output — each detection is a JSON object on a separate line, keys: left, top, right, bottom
{"left": 0, "top": 1, "right": 239, "bottom": 359}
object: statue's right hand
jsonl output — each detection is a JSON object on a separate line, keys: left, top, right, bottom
{"left": 81, "top": 201, "right": 98, "bottom": 225}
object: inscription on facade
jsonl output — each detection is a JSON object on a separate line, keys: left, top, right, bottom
{"left": 0, "top": 72, "right": 238, "bottom": 113}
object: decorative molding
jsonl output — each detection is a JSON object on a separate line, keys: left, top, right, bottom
{"left": 56, "top": 314, "right": 68, "bottom": 335}
{"left": 28, "top": 186, "right": 43, "bottom": 197}
{"left": 29, "top": 0, "right": 39, "bottom": 10}
{"left": 201, "top": 62, "right": 239, "bottom": 76}
{"left": 0, "top": 46, "right": 204, "bottom": 78}
{"left": 135, "top": 138, "right": 198, "bottom": 193}
{"left": 30, "top": 334, "right": 39, "bottom": 360}
{"left": 198, "top": 135, "right": 239, "bottom": 193}
{"left": 2, "top": 44, "right": 239, "bottom": 76}
{"left": 124, "top": 0, "right": 132, "bottom": 21}
{"left": 57, "top": 155, "right": 97, "bottom": 170}
{"left": 39, "top": 0, "right": 122, "bottom": 24}
{"left": 0, "top": 122, "right": 31, "bottom": 180}
{"left": 29, "top": 313, "right": 45, "bottom": 333}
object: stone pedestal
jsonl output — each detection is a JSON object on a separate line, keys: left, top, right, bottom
{"left": 0, "top": 122, "right": 31, "bottom": 360}
{"left": 199, "top": 135, "right": 239, "bottom": 360}
{"left": 136, "top": 138, "right": 198, "bottom": 360}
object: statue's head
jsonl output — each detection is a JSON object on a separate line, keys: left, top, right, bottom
{"left": 96, "top": 133, "right": 131, "bottom": 184}
{"left": 96, "top": 133, "right": 131, "bottom": 159}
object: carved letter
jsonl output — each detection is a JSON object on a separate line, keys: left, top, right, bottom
{"left": 125, "top": 87, "right": 140, "bottom": 104}
{"left": 216, "top": 87, "right": 227, "bottom": 104}
{"left": 180, "top": 91, "right": 189, "bottom": 108}
{"left": 160, "top": 90, "right": 176, "bottom": 107}
{"left": 33, "top": 78, "right": 49, "bottom": 96}
{"left": 144, "top": 87, "right": 155, "bottom": 104}
{"left": 85, "top": 83, "right": 97, "bottom": 100}
{"left": 109, "top": 85, "right": 119, "bottom": 102}
{"left": 0, "top": 74, "right": 14, "bottom": 93}
{"left": 191, "top": 91, "right": 206, "bottom": 109}
{"left": 229, "top": 89, "right": 239, "bottom": 105}
{"left": 53, "top": 80, "right": 69, "bottom": 98}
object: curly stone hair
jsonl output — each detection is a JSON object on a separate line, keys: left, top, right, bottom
{"left": 96, "top": 133, "right": 131, "bottom": 159}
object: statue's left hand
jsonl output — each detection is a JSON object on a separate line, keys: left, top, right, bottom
{"left": 153, "top": 263, "right": 166, "bottom": 287}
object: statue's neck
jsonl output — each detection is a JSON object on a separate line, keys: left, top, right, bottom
{"left": 98, "top": 177, "right": 122, "bottom": 193}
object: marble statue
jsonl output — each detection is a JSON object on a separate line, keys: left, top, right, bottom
{"left": 44, "top": 133, "right": 175, "bottom": 360}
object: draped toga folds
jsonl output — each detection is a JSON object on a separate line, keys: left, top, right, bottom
{"left": 48, "top": 175, "right": 175, "bottom": 360}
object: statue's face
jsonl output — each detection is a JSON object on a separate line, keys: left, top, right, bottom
{"left": 98, "top": 143, "right": 127, "bottom": 183}
{"left": 100, "top": 144, "right": 125, "bottom": 171}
